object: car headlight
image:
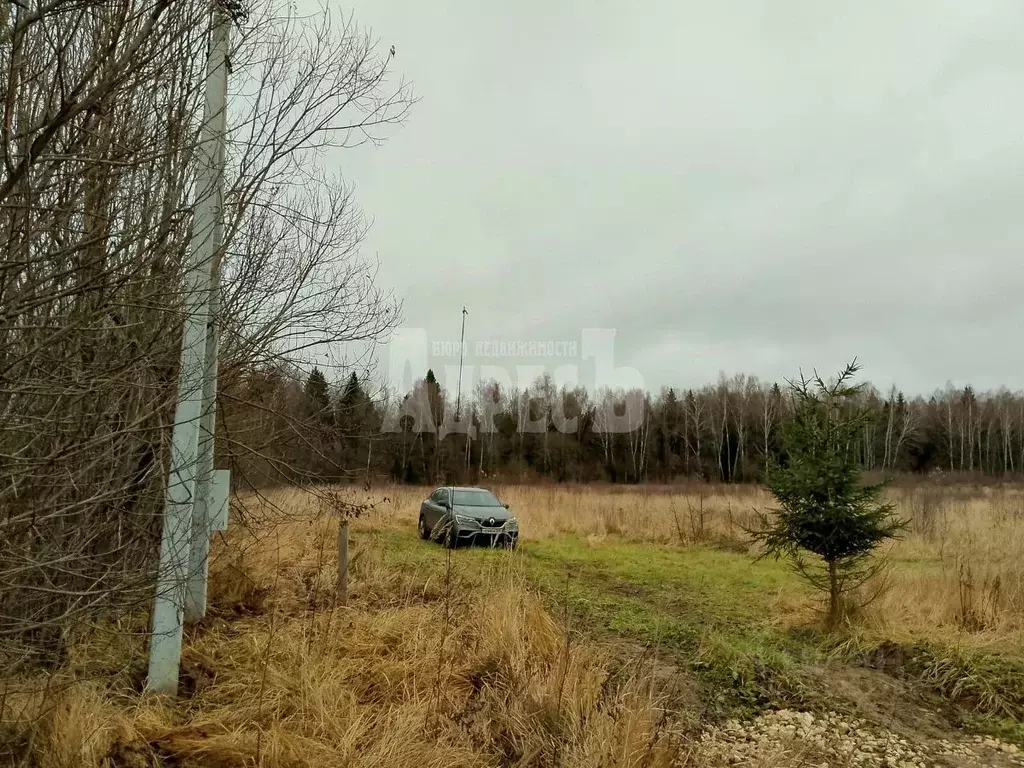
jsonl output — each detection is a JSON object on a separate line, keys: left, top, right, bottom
{"left": 454, "top": 514, "right": 475, "bottom": 524}
{"left": 503, "top": 517, "right": 518, "bottom": 527}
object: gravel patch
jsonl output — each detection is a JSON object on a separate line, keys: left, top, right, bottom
{"left": 695, "top": 708, "right": 1023, "bottom": 767}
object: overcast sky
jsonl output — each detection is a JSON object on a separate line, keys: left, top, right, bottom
{"left": 323, "top": 0, "right": 1024, "bottom": 398}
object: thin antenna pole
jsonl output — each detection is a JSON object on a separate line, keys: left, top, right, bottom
{"left": 455, "top": 306, "right": 468, "bottom": 420}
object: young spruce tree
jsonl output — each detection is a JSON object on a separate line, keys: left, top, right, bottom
{"left": 751, "top": 361, "right": 906, "bottom": 630}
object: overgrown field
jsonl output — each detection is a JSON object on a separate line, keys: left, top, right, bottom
{"left": 3, "top": 483, "right": 1024, "bottom": 767}
{"left": 392, "top": 483, "right": 1024, "bottom": 656}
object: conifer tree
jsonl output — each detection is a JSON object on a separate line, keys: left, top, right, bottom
{"left": 750, "top": 361, "right": 906, "bottom": 629}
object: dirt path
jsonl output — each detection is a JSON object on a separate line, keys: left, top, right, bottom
{"left": 696, "top": 707, "right": 1021, "bottom": 767}
{"left": 693, "top": 665, "right": 1022, "bottom": 767}
{"left": 518, "top": 538, "right": 1023, "bottom": 766}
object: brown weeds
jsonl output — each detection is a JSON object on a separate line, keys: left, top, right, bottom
{"left": 3, "top": 503, "right": 679, "bottom": 767}
{"left": 8, "top": 481, "right": 1024, "bottom": 765}
{"left": 349, "top": 482, "right": 1024, "bottom": 654}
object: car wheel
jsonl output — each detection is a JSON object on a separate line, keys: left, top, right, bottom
{"left": 417, "top": 515, "right": 430, "bottom": 540}
{"left": 505, "top": 535, "right": 518, "bottom": 551}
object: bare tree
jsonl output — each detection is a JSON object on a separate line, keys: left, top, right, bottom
{"left": 761, "top": 382, "right": 781, "bottom": 476}
{"left": 943, "top": 383, "right": 956, "bottom": 472}
{"left": 684, "top": 389, "right": 707, "bottom": 480}
{"left": 593, "top": 388, "right": 619, "bottom": 481}
{"left": 998, "top": 389, "right": 1015, "bottom": 474}
{"left": 706, "top": 376, "right": 730, "bottom": 482}
{"left": 625, "top": 388, "right": 650, "bottom": 482}
{"left": 882, "top": 385, "right": 898, "bottom": 470}
{"left": 730, "top": 373, "right": 755, "bottom": 481}
{"left": 892, "top": 393, "right": 918, "bottom": 470}
{"left": 0, "top": 0, "right": 410, "bottom": 670}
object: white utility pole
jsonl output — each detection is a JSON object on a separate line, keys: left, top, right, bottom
{"left": 147, "top": 7, "right": 232, "bottom": 695}
{"left": 183, "top": 212, "right": 226, "bottom": 624}
{"left": 455, "top": 306, "right": 468, "bottom": 420}
{"left": 184, "top": 81, "right": 230, "bottom": 625}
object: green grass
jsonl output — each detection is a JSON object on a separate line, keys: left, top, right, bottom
{"left": 361, "top": 530, "right": 821, "bottom": 717}
{"left": 883, "top": 552, "right": 945, "bottom": 571}
{"left": 517, "top": 538, "right": 822, "bottom": 716}
{"left": 356, "top": 528, "right": 1024, "bottom": 737}
{"left": 968, "top": 715, "right": 1024, "bottom": 746}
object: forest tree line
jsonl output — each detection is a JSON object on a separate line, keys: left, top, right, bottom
{"left": 224, "top": 364, "right": 1024, "bottom": 487}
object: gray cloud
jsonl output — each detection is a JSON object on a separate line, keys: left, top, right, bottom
{"left": 320, "top": 0, "right": 1024, "bottom": 397}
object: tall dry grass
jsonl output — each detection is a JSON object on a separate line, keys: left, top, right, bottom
{"left": 343, "top": 483, "right": 769, "bottom": 545}
{"left": 349, "top": 482, "right": 1024, "bottom": 654}
{"left": 6, "top": 481, "right": 1023, "bottom": 765}
{"left": 1, "top": 498, "right": 682, "bottom": 767}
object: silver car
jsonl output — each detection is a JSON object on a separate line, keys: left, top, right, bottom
{"left": 417, "top": 486, "right": 519, "bottom": 549}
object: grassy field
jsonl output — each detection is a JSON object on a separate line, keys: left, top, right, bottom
{"left": 368, "top": 483, "right": 1024, "bottom": 654}
{"left": 4, "top": 482, "right": 1024, "bottom": 766}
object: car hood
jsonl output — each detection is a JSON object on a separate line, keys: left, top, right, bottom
{"left": 452, "top": 505, "right": 513, "bottom": 524}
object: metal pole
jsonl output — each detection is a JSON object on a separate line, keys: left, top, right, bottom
{"left": 455, "top": 306, "right": 467, "bottom": 421}
{"left": 183, "top": 216, "right": 223, "bottom": 624}
{"left": 147, "top": 9, "right": 231, "bottom": 695}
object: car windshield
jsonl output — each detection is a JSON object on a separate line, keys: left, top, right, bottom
{"left": 452, "top": 489, "right": 503, "bottom": 507}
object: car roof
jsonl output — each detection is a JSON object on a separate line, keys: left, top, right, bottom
{"left": 436, "top": 486, "right": 492, "bottom": 492}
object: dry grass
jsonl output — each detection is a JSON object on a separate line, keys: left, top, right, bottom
{"left": 343, "top": 481, "right": 1024, "bottom": 654}
{"left": 343, "top": 483, "right": 769, "bottom": 546}
{"left": 1, "top": 498, "right": 681, "bottom": 767}
{"left": 869, "top": 486, "right": 1024, "bottom": 651}
{"left": 5, "top": 480, "right": 1024, "bottom": 766}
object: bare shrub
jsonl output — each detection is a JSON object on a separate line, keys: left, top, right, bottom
{"left": 0, "top": 0, "right": 409, "bottom": 675}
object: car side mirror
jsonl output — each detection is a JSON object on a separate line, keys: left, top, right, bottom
{"left": 503, "top": 503, "right": 509, "bottom": 509}
{"left": 441, "top": 500, "right": 451, "bottom": 509}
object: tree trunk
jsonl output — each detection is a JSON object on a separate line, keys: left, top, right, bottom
{"left": 893, "top": 408, "right": 915, "bottom": 472}
{"left": 947, "top": 398, "right": 955, "bottom": 472}
{"left": 883, "top": 392, "right": 895, "bottom": 469}
{"left": 827, "top": 559, "right": 840, "bottom": 631}
{"left": 337, "top": 519, "right": 349, "bottom": 605}
{"left": 682, "top": 406, "right": 690, "bottom": 476}
{"left": 967, "top": 399, "right": 974, "bottom": 472}
{"left": 400, "top": 428, "right": 408, "bottom": 478}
